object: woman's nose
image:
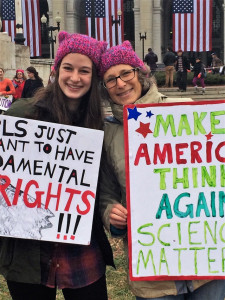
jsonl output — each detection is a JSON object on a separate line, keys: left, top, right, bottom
{"left": 70, "top": 71, "right": 80, "bottom": 81}
{"left": 116, "top": 77, "right": 126, "bottom": 87}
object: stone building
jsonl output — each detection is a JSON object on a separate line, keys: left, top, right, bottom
{"left": 42, "top": 0, "right": 225, "bottom": 65}
{"left": 0, "top": 0, "right": 224, "bottom": 84}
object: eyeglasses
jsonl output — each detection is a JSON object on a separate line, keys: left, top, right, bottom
{"left": 103, "top": 68, "right": 137, "bottom": 89}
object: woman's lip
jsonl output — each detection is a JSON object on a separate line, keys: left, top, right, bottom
{"left": 67, "top": 84, "right": 82, "bottom": 89}
{"left": 117, "top": 89, "right": 132, "bottom": 97}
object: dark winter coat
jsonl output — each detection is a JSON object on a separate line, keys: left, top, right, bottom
{"left": 163, "top": 51, "right": 176, "bottom": 66}
{"left": 175, "top": 55, "right": 190, "bottom": 73}
{"left": 193, "top": 61, "right": 205, "bottom": 78}
{"left": 21, "top": 79, "right": 44, "bottom": 98}
{"left": 144, "top": 51, "right": 158, "bottom": 70}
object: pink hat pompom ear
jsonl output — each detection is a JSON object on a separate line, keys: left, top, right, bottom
{"left": 122, "top": 40, "right": 133, "bottom": 50}
{"left": 58, "top": 31, "right": 70, "bottom": 44}
{"left": 100, "top": 41, "right": 108, "bottom": 53}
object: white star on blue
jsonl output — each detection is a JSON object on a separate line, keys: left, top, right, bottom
{"left": 146, "top": 111, "right": 154, "bottom": 118}
{"left": 127, "top": 107, "right": 142, "bottom": 121}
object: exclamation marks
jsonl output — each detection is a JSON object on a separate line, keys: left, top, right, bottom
{"left": 57, "top": 213, "right": 64, "bottom": 239}
{"left": 56, "top": 214, "right": 81, "bottom": 241}
{"left": 64, "top": 214, "right": 71, "bottom": 240}
{"left": 70, "top": 215, "right": 81, "bottom": 240}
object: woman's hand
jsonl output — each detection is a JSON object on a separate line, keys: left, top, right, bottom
{"left": 109, "top": 203, "right": 127, "bottom": 229}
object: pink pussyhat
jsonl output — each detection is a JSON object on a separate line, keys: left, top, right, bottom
{"left": 99, "top": 40, "right": 145, "bottom": 77}
{"left": 16, "top": 69, "right": 24, "bottom": 73}
{"left": 54, "top": 31, "right": 108, "bottom": 71}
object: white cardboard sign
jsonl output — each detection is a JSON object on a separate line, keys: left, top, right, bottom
{"left": 0, "top": 115, "right": 104, "bottom": 245}
{"left": 124, "top": 100, "right": 225, "bottom": 281}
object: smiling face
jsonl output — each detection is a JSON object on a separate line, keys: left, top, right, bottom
{"left": 103, "top": 64, "right": 142, "bottom": 106}
{"left": 58, "top": 53, "right": 93, "bottom": 103}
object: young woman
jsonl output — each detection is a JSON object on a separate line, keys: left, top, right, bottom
{"left": 0, "top": 67, "right": 16, "bottom": 96}
{"left": 98, "top": 41, "right": 225, "bottom": 300}
{"left": 12, "top": 69, "right": 27, "bottom": 100}
{"left": 21, "top": 66, "right": 44, "bottom": 98}
{"left": 1, "top": 31, "right": 114, "bottom": 300}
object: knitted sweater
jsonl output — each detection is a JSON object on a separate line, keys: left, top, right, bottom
{"left": 0, "top": 78, "right": 15, "bottom": 95}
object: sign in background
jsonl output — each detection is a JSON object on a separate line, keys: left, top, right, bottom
{"left": 124, "top": 100, "right": 225, "bottom": 281}
{"left": 0, "top": 95, "right": 13, "bottom": 111}
{"left": 0, "top": 115, "right": 103, "bottom": 245}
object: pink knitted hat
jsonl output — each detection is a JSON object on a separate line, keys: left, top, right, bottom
{"left": 54, "top": 31, "right": 108, "bottom": 71}
{"left": 99, "top": 41, "right": 145, "bottom": 77}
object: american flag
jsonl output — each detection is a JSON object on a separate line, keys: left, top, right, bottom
{"left": 1, "top": 0, "right": 42, "bottom": 57}
{"left": 173, "top": 0, "right": 212, "bottom": 52}
{"left": 85, "top": 0, "right": 124, "bottom": 47}
{"left": 1, "top": 0, "right": 16, "bottom": 42}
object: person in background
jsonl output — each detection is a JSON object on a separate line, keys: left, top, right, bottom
{"left": 98, "top": 40, "right": 225, "bottom": 300}
{"left": 163, "top": 46, "right": 176, "bottom": 88}
{"left": 175, "top": 49, "right": 190, "bottom": 92}
{"left": 0, "top": 67, "right": 16, "bottom": 96}
{"left": 192, "top": 57, "right": 206, "bottom": 94}
{"left": 12, "top": 69, "right": 27, "bottom": 100}
{"left": 144, "top": 48, "right": 158, "bottom": 75}
{"left": 48, "top": 66, "right": 56, "bottom": 85}
{"left": 21, "top": 66, "right": 44, "bottom": 98}
{"left": 211, "top": 53, "right": 223, "bottom": 74}
{"left": 1, "top": 31, "right": 114, "bottom": 300}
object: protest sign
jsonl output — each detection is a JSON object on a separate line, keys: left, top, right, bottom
{"left": 0, "top": 115, "right": 104, "bottom": 245}
{"left": 0, "top": 95, "right": 13, "bottom": 111}
{"left": 124, "top": 100, "right": 225, "bottom": 280}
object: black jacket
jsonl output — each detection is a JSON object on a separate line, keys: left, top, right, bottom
{"left": 175, "top": 55, "right": 190, "bottom": 73}
{"left": 144, "top": 51, "right": 158, "bottom": 70}
{"left": 21, "top": 79, "right": 44, "bottom": 98}
{"left": 163, "top": 51, "right": 176, "bottom": 66}
{"left": 193, "top": 61, "right": 205, "bottom": 78}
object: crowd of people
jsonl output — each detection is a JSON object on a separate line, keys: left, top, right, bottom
{"left": 144, "top": 47, "right": 224, "bottom": 94}
{"left": 0, "top": 32, "right": 225, "bottom": 300}
{"left": 0, "top": 66, "right": 44, "bottom": 103}
{"left": 0, "top": 49, "right": 223, "bottom": 103}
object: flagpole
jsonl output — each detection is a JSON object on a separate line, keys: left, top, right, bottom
{"left": 14, "top": 0, "right": 25, "bottom": 45}
{"left": 91, "top": 0, "right": 95, "bottom": 38}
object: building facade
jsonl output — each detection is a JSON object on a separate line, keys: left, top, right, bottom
{"left": 39, "top": 0, "right": 225, "bottom": 64}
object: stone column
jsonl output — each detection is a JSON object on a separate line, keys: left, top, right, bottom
{"left": 133, "top": 0, "right": 140, "bottom": 55}
{"left": 49, "top": 0, "right": 65, "bottom": 55}
{"left": 152, "top": 0, "right": 163, "bottom": 63}
{"left": 134, "top": 0, "right": 153, "bottom": 59}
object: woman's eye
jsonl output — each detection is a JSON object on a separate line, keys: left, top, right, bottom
{"left": 63, "top": 66, "right": 72, "bottom": 71}
{"left": 106, "top": 78, "right": 115, "bottom": 83}
{"left": 80, "top": 70, "right": 90, "bottom": 74}
{"left": 122, "top": 71, "right": 131, "bottom": 77}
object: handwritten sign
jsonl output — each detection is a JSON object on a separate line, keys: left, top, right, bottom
{"left": 0, "top": 95, "right": 13, "bottom": 111}
{"left": 0, "top": 115, "right": 104, "bottom": 245}
{"left": 124, "top": 100, "right": 225, "bottom": 280}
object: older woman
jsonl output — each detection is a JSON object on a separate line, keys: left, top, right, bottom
{"left": 98, "top": 41, "right": 225, "bottom": 300}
